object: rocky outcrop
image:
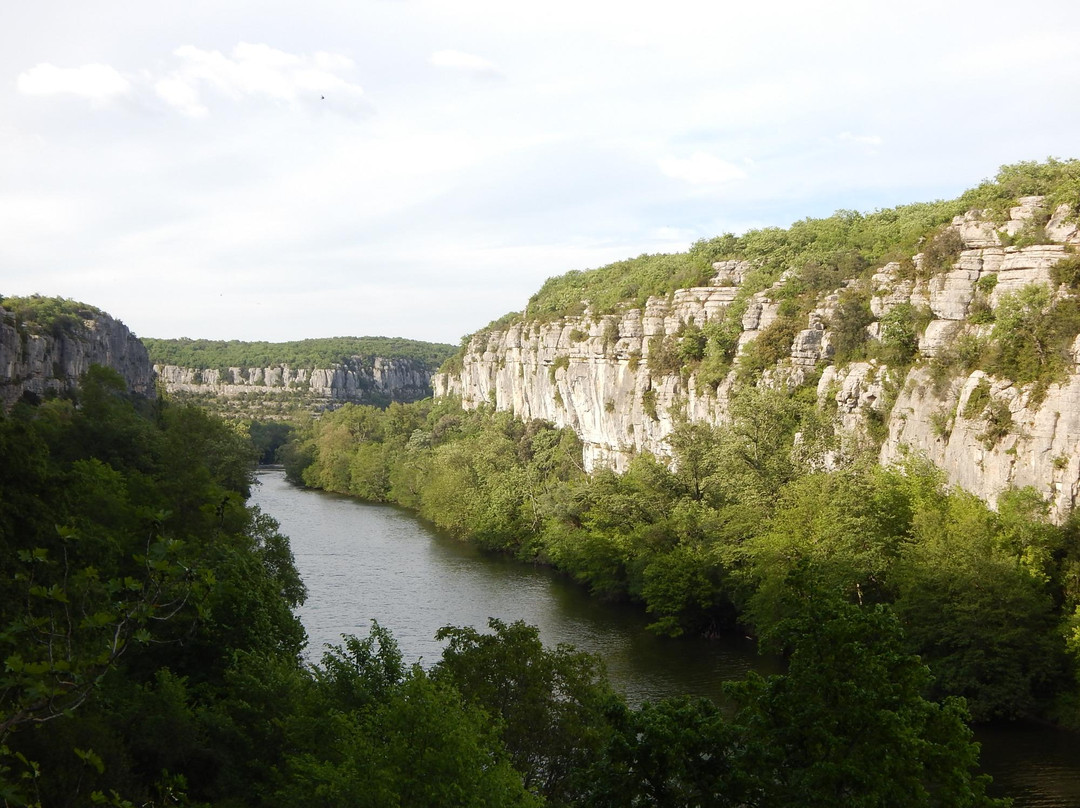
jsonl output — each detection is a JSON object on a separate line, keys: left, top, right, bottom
{"left": 436, "top": 267, "right": 762, "bottom": 471}
{"left": 436, "top": 197, "right": 1080, "bottom": 519}
{"left": 155, "top": 357, "right": 434, "bottom": 410}
{"left": 881, "top": 366, "right": 1080, "bottom": 521}
{"left": 0, "top": 308, "right": 154, "bottom": 408}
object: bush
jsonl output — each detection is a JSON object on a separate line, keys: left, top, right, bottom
{"left": 921, "top": 228, "right": 964, "bottom": 275}
{"left": 642, "top": 389, "right": 659, "bottom": 420}
{"left": 963, "top": 378, "right": 992, "bottom": 420}
{"left": 986, "top": 286, "right": 1080, "bottom": 397}
{"left": 1051, "top": 255, "right": 1080, "bottom": 289}
{"left": 873, "top": 303, "right": 931, "bottom": 367}
{"left": 647, "top": 334, "right": 683, "bottom": 376}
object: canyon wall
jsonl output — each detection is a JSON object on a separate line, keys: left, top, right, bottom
{"left": 0, "top": 308, "right": 154, "bottom": 408}
{"left": 437, "top": 197, "right": 1080, "bottom": 520}
{"left": 155, "top": 356, "right": 435, "bottom": 412}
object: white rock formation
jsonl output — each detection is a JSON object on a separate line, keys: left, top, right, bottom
{"left": 437, "top": 197, "right": 1080, "bottom": 518}
{"left": 155, "top": 357, "right": 434, "bottom": 407}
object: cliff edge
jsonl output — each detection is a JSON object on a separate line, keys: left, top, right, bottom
{"left": 0, "top": 296, "right": 154, "bottom": 408}
{"left": 437, "top": 172, "right": 1080, "bottom": 520}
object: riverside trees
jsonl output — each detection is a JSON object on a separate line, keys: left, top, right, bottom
{"left": 288, "top": 391, "right": 1079, "bottom": 726}
{"left": 0, "top": 368, "right": 544, "bottom": 806}
{"left": 0, "top": 367, "right": 1010, "bottom": 805}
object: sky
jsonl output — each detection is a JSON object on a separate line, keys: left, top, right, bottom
{"left": 3, "top": 1, "right": 1080, "bottom": 346}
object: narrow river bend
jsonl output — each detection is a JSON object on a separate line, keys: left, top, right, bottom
{"left": 252, "top": 468, "right": 1080, "bottom": 808}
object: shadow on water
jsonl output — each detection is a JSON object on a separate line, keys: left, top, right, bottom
{"left": 252, "top": 468, "right": 1080, "bottom": 807}
{"left": 977, "top": 721, "right": 1080, "bottom": 807}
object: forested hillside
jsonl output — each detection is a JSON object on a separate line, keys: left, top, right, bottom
{"left": 0, "top": 368, "right": 1005, "bottom": 804}
{"left": 289, "top": 160, "right": 1080, "bottom": 730}
{"left": 436, "top": 159, "right": 1080, "bottom": 523}
{"left": 143, "top": 336, "right": 456, "bottom": 371}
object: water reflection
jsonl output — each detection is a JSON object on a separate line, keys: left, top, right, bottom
{"left": 252, "top": 468, "right": 773, "bottom": 704}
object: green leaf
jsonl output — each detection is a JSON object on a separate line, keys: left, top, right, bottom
{"left": 75, "top": 747, "right": 106, "bottom": 775}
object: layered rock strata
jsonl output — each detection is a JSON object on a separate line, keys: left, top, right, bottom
{"left": 437, "top": 199, "right": 1080, "bottom": 519}
{"left": 155, "top": 357, "right": 434, "bottom": 409}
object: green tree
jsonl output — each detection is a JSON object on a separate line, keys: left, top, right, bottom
{"left": 728, "top": 575, "right": 1006, "bottom": 807}
{"left": 433, "top": 619, "right": 619, "bottom": 806}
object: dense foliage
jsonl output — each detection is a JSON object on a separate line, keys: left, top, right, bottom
{"left": 288, "top": 392, "right": 1080, "bottom": 726}
{"left": 0, "top": 295, "right": 105, "bottom": 339}
{"left": 517, "top": 159, "right": 1080, "bottom": 325}
{"left": 142, "top": 336, "right": 456, "bottom": 372}
{"left": 0, "top": 370, "right": 1007, "bottom": 805}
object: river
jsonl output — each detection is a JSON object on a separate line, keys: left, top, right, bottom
{"left": 252, "top": 468, "right": 1080, "bottom": 807}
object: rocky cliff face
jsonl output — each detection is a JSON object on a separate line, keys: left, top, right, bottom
{"left": 436, "top": 197, "right": 1080, "bottom": 520}
{"left": 0, "top": 309, "right": 154, "bottom": 408}
{"left": 436, "top": 279, "right": 745, "bottom": 471}
{"left": 155, "top": 357, "right": 434, "bottom": 410}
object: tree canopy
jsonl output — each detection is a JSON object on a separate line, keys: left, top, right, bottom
{"left": 142, "top": 335, "right": 456, "bottom": 371}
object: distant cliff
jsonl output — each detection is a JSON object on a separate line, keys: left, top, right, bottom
{"left": 146, "top": 337, "right": 456, "bottom": 417}
{"left": 154, "top": 357, "right": 435, "bottom": 411}
{"left": 437, "top": 176, "right": 1080, "bottom": 521}
{"left": 0, "top": 296, "right": 154, "bottom": 408}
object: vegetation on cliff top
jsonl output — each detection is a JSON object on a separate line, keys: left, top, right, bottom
{"left": 143, "top": 335, "right": 457, "bottom": 371}
{"left": 0, "top": 294, "right": 106, "bottom": 338}
{"left": 466, "top": 159, "right": 1080, "bottom": 335}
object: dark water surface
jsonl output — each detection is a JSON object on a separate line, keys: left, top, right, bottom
{"left": 252, "top": 469, "right": 1080, "bottom": 807}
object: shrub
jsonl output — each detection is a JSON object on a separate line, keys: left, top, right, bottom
{"left": 978, "top": 398, "right": 1013, "bottom": 448}
{"left": 986, "top": 286, "right": 1080, "bottom": 399}
{"left": 642, "top": 389, "right": 659, "bottom": 420}
{"left": 549, "top": 355, "right": 571, "bottom": 382}
{"left": 963, "top": 378, "right": 992, "bottom": 419}
{"left": 677, "top": 323, "right": 707, "bottom": 363}
{"left": 647, "top": 335, "right": 683, "bottom": 376}
{"left": 830, "top": 287, "right": 874, "bottom": 363}
{"left": 1051, "top": 255, "right": 1080, "bottom": 290}
{"left": 873, "top": 303, "right": 930, "bottom": 367}
{"left": 930, "top": 408, "right": 953, "bottom": 440}
{"left": 602, "top": 320, "right": 620, "bottom": 349}
{"left": 921, "top": 228, "right": 964, "bottom": 275}
{"left": 969, "top": 277, "right": 997, "bottom": 324}
{"left": 976, "top": 274, "right": 999, "bottom": 295}
{"left": 738, "top": 315, "right": 801, "bottom": 382}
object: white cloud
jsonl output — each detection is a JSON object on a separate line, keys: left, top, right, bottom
{"left": 658, "top": 152, "right": 747, "bottom": 185}
{"left": 429, "top": 49, "right": 502, "bottom": 77}
{"left": 16, "top": 63, "right": 130, "bottom": 101}
{"left": 837, "top": 132, "right": 883, "bottom": 147}
{"left": 156, "top": 43, "right": 366, "bottom": 116}
{"left": 154, "top": 76, "right": 207, "bottom": 117}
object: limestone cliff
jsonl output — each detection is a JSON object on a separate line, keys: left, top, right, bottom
{"left": 436, "top": 195, "right": 1080, "bottom": 520}
{"left": 155, "top": 356, "right": 434, "bottom": 413}
{"left": 0, "top": 301, "right": 154, "bottom": 407}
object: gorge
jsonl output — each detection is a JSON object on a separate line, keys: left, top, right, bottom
{"left": 437, "top": 192, "right": 1080, "bottom": 520}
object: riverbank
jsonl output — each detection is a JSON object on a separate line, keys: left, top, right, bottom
{"left": 255, "top": 467, "right": 1080, "bottom": 807}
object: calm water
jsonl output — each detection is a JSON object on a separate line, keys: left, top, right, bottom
{"left": 252, "top": 468, "right": 1080, "bottom": 807}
